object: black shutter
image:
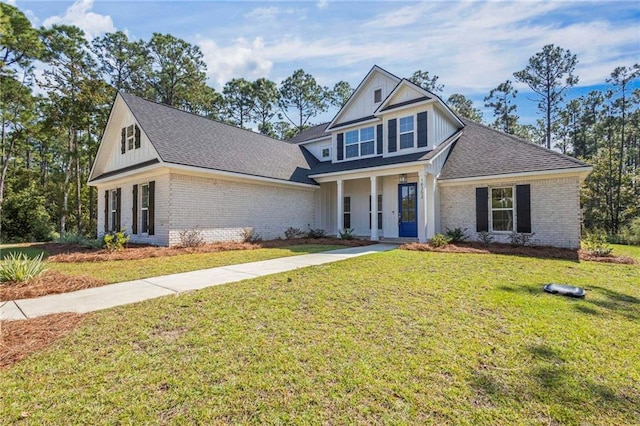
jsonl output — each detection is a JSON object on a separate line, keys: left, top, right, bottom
{"left": 376, "top": 124, "right": 383, "bottom": 155}
{"left": 116, "top": 188, "right": 121, "bottom": 231}
{"left": 121, "top": 128, "right": 126, "bottom": 154}
{"left": 337, "top": 133, "right": 344, "bottom": 161}
{"left": 516, "top": 184, "right": 531, "bottom": 233}
{"left": 388, "top": 119, "right": 397, "bottom": 152}
{"left": 104, "top": 190, "right": 109, "bottom": 233}
{"left": 132, "top": 184, "right": 138, "bottom": 235}
{"left": 148, "top": 180, "right": 155, "bottom": 235}
{"left": 417, "top": 112, "right": 428, "bottom": 148}
{"left": 134, "top": 125, "right": 141, "bottom": 149}
{"left": 476, "top": 187, "right": 489, "bottom": 232}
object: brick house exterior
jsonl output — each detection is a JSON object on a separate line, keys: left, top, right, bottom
{"left": 89, "top": 66, "right": 591, "bottom": 248}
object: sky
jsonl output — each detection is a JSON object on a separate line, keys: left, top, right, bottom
{"left": 5, "top": 0, "right": 640, "bottom": 125}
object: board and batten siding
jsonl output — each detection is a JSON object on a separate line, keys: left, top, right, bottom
{"left": 439, "top": 175, "right": 582, "bottom": 248}
{"left": 302, "top": 138, "right": 332, "bottom": 162}
{"left": 337, "top": 73, "right": 397, "bottom": 124}
{"left": 167, "top": 173, "right": 317, "bottom": 245}
{"left": 432, "top": 110, "right": 458, "bottom": 147}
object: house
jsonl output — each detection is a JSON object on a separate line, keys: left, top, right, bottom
{"left": 88, "top": 66, "right": 592, "bottom": 248}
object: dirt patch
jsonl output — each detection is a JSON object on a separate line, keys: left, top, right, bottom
{"left": 0, "top": 271, "right": 106, "bottom": 301}
{"left": 0, "top": 313, "right": 85, "bottom": 369}
{"left": 47, "top": 238, "right": 374, "bottom": 263}
{"left": 401, "top": 242, "right": 637, "bottom": 264}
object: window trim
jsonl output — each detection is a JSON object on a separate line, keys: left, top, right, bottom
{"left": 321, "top": 147, "right": 331, "bottom": 159}
{"left": 141, "top": 183, "right": 150, "bottom": 235}
{"left": 126, "top": 125, "right": 135, "bottom": 150}
{"left": 110, "top": 189, "right": 118, "bottom": 232}
{"left": 398, "top": 115, "right": 415, "bottom": 150}
{"left": 373, "top": 88, "right": 382, "bottom": 103}
{"left": 343, "top": 126, "right": 377, "bottom": 160}
{"left": 489, "top": 186, "right": 515, "bottom": 233}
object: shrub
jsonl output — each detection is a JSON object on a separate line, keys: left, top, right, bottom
{"left": 56, "top": 232, "right": 89, "bottom": 245}
{"left": 0, "top": 253, "right": 47, "bottom": 283}
{"left": 306, "top": 227, "right": 326, "bottom": 239}
{"left": 339, "top": 228, "right": 355, "bottom": 240}
{"left": 84, "top": 238, "right": 104, "bottom": 249}
{"left": 179, "top": 227, "right": 205, "bottom": 247}
{"left": 509, "top": 231, "right": 536, "bottom": 247}
{"left": 241, "top": 227, "right": 262, "bottom": 243}
{"left": 618, "top": 217, "right": 640, "bottom": 245}
{"left": 1, "top": 184, "right": 55, "bottom": 243}
{"left": 103, "top": 230, "right": 130, "bottom": 252}
{"left": 284, "top": 227, "right": 306, "bottom": 240}
{"left": 477, "top": 231, "right": 494, "bottom": 245}
{"left": 583, "top": 232, "right": 613, "bottom": 256}
{"left": 445, "top": 227, "right": 468, "bottom": 243}
{"left": 429, "top": 233, "right": 451, "bottom": 248}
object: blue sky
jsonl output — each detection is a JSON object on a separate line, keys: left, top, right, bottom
{"left": 7, "top": 0, "right": 640, "bottom": 126}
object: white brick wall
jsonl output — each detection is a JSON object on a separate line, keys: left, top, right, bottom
{"left": 167, "top": 173, "right": 317, "bottom": 245}
{"left": 439, "top": 176, "right": 583, "bottom": 248}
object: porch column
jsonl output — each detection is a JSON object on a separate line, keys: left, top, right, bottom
{"left": 418, "top": 169, "right": 428, "bottom": 242}
{"left": 426, "top": 173, "right": 436, "bottom": 239}
{"left": 336, "top": 179, "right": 344, "bottom": 236}
{"left": 370, "top": 176, "right": 379, "bottom": 241}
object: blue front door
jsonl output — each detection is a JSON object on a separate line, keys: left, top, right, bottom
{"left": 398, "top": 183, "right": 418, "bottom": 238}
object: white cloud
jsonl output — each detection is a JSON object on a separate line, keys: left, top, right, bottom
{"left": 199, "top": 37, "right": 274, "bottom": 88}
{"left": 245, "top": 6, "right": 280, "bottom": 20}
{"left": 316, "top": 0, "right": 329, "bottom": 10}
{"left": 42, "top": 0, "right": 115, "bottom": 39}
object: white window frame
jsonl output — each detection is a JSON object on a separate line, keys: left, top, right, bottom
{"left": 490, "top": 186, "right": 515, "bottom": 233}
{"left": 398, "top": 115, "right": 415, "bottom": 150}
{"left": 126, "top": 125, "right": 135, "bottom": 151}
{"left": 343, "top": 196, "right": 351, "bottom": 229}
{"left": 344, "top": 126, "right": 376, "bottom": 159}
{"left": 322, "top": 147, "right": 331, "bottom": 159}
{"left": 141, "top": 183, "right": 150, "bottom": 235}
{"left": 110, "top": 189, "right": 118, "bottom": 232}
{"left": 373, "top": 88, "right": 382, "bottom": 104}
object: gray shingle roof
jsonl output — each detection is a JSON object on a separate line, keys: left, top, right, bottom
{"left": 439, "top": 118, "right": 590, "bottom": 180}
{"left": 288, "top": 123, "right": 330, "bottom": 144}
{"left": 119, "top": 93, "right": 318, "bottom": 185}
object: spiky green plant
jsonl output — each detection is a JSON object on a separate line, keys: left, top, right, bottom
{"left": 0, "top": 253, "right": 48, "bottom": 283}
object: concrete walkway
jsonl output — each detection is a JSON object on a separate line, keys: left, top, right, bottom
{"left": 1, "top": 244, "right": 397, "bottom": 321}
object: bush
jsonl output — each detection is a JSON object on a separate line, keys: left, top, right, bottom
{"left": 103, "top": 230, "right": 130, "bottom": 252}
{"left": 56, "top": 232, "right": 89, "bottom": 245}
{"left": 429, "top": 233, "right": 452, "bottom": 248}
{"left": 477, "top": 231, "right": 494, "bottom": 245}
{"left": 306, "top": 227, "right": 326, "bottom": 239}
{"left": 1, "top": 184, "right": 55, "bottom": 243}
{"left": 241, "top": 227, "right": 262, "bottom": 243}
{"left": 509, "top": 231, "right": 536, "bottom": 247}
{"left": 583, "top": 232, "right": 613, "bottom": 256}
{"left": 618, "top": 217, "right": 640, "bottom": 245}
{"left": 445, "top": 227, "right": 468, "bottom": 243}
{"left": 339, "top": 228, "right": 355, "bottom": 240}
{"left": 179, "top": 227, "right": 205, "bottom": 247}
{"left": 0, "top": 253, "right": 47, "bottom": 283}
{"left": 284, "top": 227, "right": 306, "bottom": 240}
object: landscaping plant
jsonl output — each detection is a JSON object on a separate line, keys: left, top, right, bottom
{"left": 429, "top": 233, "right": 452, "bottom": 248}
{"left": 338, "top": 228, "right": 355, "bottom": 240}
{"left": 103, "top": 230, "right": 130, "bottom": 252}
{"left": 178, "top": 227, "right": 205, "bottom": 247}
{"left": 445, "top": 227, "right": 468, "bottom": 243}
{"left": 583, "top": 232, "right": 613, "bottom": 256}
{"left": 284, "top": 227, "right": 306, "bottom": 239}
{"left": 0, "top": 253, "right": 47, "bottom": 283}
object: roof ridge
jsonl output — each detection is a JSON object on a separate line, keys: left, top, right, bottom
{"left": 461, "top": 118, "right": 589, "bottom": 167}
{"left": 118, "top": 92, "right": 292, "bottom": 146}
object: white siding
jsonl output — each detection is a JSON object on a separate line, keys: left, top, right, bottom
{"left": 167, "top": 174, "right": 317, "bottom": 245}
{"left": 303, "top": 137, "right": 332, "bottom": 162}
{"left": 317, "top": 182, "right": 336, "bottom": 234}
{"left": 384, "top": 85, "right": 424, "bottom": 106}
{"left": 338, "top": 73, "right": 397, "bottom": 123}
{"left": 439, "top": 176, "right": 583, "bottom": 248}
{"left": 433, "top": 110, "right": 458, "bottom": 146}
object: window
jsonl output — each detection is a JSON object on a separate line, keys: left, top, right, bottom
{"left": 322, "top": 148, "right": 330, "bottom": 158}
{"left": 374, "top": 88, "right": 382, "bottom": 103}
{"left": 399, "top": 116, "right": 414, "bottom": 149}
{"left": 110, "top": 190, "right": 118, "bottom": 232}
{"left": 126, "top": 125, "right": 135, "bottom": 150}
{"left": 369, "top": 194, "right": 383, "bottom": 230}
{"left": 343, "top": 196, "right": 351, "bottom": 229}
{"left": 141, "top": 183, "right": 149, "bottom": 234}
{"left": 344, "top": 126, "right": 375, "bottom": 159}
{"left": 491, "top": 187, "right": 514, "bottom": 232}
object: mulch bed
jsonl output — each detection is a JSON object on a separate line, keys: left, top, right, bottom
{"left": 0, "top": 313, "right": 85, "bottom": 369}
{"left": 0, "top": 271, "right": 106, "bottom": 301}
{"left": 400, "top": 242, "right": 637, "bottom": 264}
{"left": 48, "top": 238, "right": 375, "bottom": 263}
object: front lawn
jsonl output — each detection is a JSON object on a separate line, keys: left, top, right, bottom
{"left": 2, "top": 249, "right": 639, "bottom": 424}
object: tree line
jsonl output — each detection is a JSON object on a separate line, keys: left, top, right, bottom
{"left": 1, "top": 3, "right": 638, "bottom": 243}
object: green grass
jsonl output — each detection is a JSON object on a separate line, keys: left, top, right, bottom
{"left": 610, "top": 243, "right": 640, "bottom": 260}
{"left": 50, "top": 245, "right": 343, "bottom": 283}
{"left": 2, "top": 249, "right": 639, "bottom": 424}
{"left": 0, "top": 244, "right": 47, "bottom": 260}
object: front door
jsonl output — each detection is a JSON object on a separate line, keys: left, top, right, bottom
{"left": 398, "top": 183, "right": 418, "bottom": 238}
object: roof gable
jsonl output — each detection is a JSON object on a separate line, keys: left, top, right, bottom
{"left": 91, "top": 93, "right": 319, "bottom": 185}
{"left": 327, "top": 65, "right": 401, "bottom": 130}
{"left": 374, "top": 79, "right": 432, "bottom": 113}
